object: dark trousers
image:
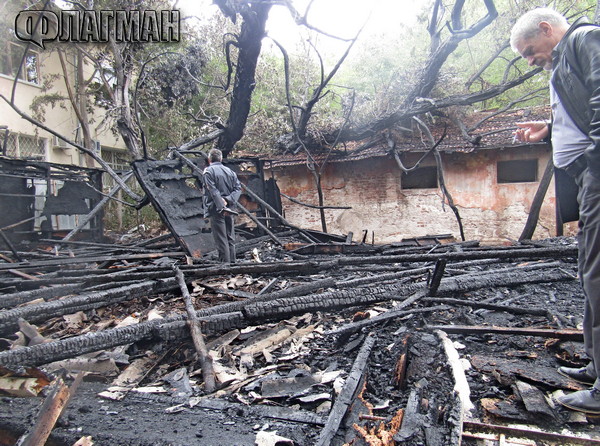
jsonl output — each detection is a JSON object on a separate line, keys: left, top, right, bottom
{"left": 575, "top": 169, "right": 600, "bottom": 390}
{"left": 210, "top": 213, "right": 235, "bottom": 263}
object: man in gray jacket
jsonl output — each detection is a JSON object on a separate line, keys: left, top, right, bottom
{"left": 203, "top": 148, "right": 241, "bottom": 264}
{"left": 511, "top": 8, "right": 600, "bottom": 413}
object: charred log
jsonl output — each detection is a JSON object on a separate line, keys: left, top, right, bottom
{"left": 243, "top": 266, "right": 574, "bottom": 322}
{"left": 0, "top": 281, "right": 173, "bottom": 335}
{"left": 0, "top": 312, "right": 246, "bottom": 367}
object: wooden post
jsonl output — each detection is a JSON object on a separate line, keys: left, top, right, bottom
{"left": 172, "top": 265, "right": 217, "bottom": 393}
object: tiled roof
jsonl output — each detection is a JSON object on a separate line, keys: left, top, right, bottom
{"left": 263, "top": 106, "right": 551, "bottom": 167}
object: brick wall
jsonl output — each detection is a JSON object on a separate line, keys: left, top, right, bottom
{"left": 269, "top": 146, "right": 576, "bottom": 244}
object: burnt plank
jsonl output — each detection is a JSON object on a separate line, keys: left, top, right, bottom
{"left": 315, "top": 333, "right": 376, "bottom": 446}
{"left": 0, "top": 251, "right": 186, "bottom": 271}
{"left": 514, "top": 380, "right": 556, "bottom": 419}
{"left": 470, "top": 355, "right": 586, "bottom": 391}
{"left": 428, "top": 325, "right": 583, "bottom": 341}
{"left": 132, "top": 158, "right": 211, "bottom": 258}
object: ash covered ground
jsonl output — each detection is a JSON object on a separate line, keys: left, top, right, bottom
{"left": 1, "top": 235, "right": 598, "bottom": 445}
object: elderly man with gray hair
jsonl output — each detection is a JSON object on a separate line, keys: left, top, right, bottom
{"left": 510, "top": 8, "right": 600, "bottom": 413}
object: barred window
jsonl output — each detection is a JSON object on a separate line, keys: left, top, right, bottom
{"left": 101, "top": 148, "right": 130, "bottom": 188}
{"left": 0, "top": 42, "right": 40, "bottom": 84}
{"left": 3, "top": 133, "right": 46, "bottom": 159}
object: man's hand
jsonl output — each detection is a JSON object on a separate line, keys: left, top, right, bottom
{"left": 514, "top": 121, "right": 549, "bottom": 143}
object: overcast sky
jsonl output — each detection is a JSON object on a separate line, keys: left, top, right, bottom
{"left": 176, "top": 0, "right": 431, "bottom": 52}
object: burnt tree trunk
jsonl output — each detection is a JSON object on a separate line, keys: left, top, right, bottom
{"left": 216, "top": 1, "right": 271, "bottom": 157}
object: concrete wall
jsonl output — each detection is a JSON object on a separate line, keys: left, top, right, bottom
{"left": 269, "top": 146, "right": 576, "bottom": 244}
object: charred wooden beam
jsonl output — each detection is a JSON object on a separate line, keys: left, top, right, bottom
{"left": 17, "top": 373, "right": 83, "bottom": 446}
{"left": 423, "top": 297, "right": 549, "bottom": 316}
{"left": 326, "top": 306, "right": 451, "bottom": 337}
{"left": 0, "top": 251, "right": 186, "bottom": 271}
{"left": 243, "top": 267, "right": 575, "bottom": 322}
{"left": 39, "top": 238, "right": 155, "bottom": 252}
{"left": 431, "top": 266, "right": 575, "bottom": 296}
{"left": 243, "top": 285, "right": 407, "bottom": 321}
{"left": 236, "top": 201, "right": 283, "bottom": 246}
{"left": 260, "top": 278, "right": 336, "bottom": 300}
{"left": 192, "top": 397, "right": 326, "bottom": 426}
{"left": 381, "top": 240, "right": 480, "bottom": 256}
{"left": 435, "top": 329, "right": 474, "bottom": 416}
{"left": 132, "top": 233, "right": 175, "bottom": 247}
{"left": 0, "top": 280, "right": 176, "bottom": 335}
{"left": 0, "top": 311, "right": 246, "bottom": 367}
{"left": 257, "top": 278, "right": 278, "bottom": 295}
{"left": 0, "top": 229, "right": 22, "bottom": 262}
{"left": 336, "top": 245, "right": 577, "bottom": 266}
{"left": 0, "top": 284, "right": 81, "bottom": 309}
{"left": 1, "top": 257, "right": 338, "bottom": 294}
{"left": 428, "top": 325, "right": 583, "bottom": 341}
{"left": 316, "top": 333, "right": 376, "bottom": 446}
{"left": 334, "top": 267, "right": 430, "bottom": 288}
{"left": 462, "top": 421, "right": 600, "bottom": 445}
{"left": 394, "top": 386, "right": 424, "bottom": 442}
{"left": 239, "top": 183, "right": 320, "bottom": 244}
{"left": 427, "top": 259, "right": 446, "bottom": 296}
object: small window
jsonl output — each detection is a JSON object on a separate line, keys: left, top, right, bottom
{"left": 401, "top": 166, "right": 438, "bottom": 189}
{"left": 497, "top": 159, "right": 538, "bottom": 183}
{"left": 0, "top": 42, "right": 40, "bottom": 84}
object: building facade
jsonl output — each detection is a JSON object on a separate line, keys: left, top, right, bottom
{"left": 266, "top": 109, "right": 577, "bottom": 245}
{"left": 0, "top": 40, "right": 127, "bottom": 169}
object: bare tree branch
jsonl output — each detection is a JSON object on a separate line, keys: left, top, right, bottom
{"left": 465, "top": 42, "right": 510, "bottom": 89}
{"left": 280, "top": 192, "right": 352, "bottom": 209}
{"left": 413, "top": 117, "right": 465, "bottom": 241}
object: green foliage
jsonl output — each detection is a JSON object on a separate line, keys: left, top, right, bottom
{"left": 440, "top": 0, "right": 596, "bottom": 110}
{"left": 103, "top": 194, "right": 164, "bottom": 232}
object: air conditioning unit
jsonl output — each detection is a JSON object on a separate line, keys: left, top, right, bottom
{"left": 92, "top": 140, "right": 101, "bottom": 153}
{"left": 52, "top": 135, "right": 69, "bottom": 150}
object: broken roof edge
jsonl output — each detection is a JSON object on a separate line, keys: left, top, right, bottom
{"left": 263, "top": 141, "right": 551, "bottom": 169}
{"left": 260, "top": 105, "right": 552, "bottom": 168}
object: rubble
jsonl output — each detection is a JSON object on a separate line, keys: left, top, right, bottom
{"left": 0, "top": 227, "right": 598, "bottom": 445}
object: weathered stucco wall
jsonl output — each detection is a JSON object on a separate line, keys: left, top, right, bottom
{"left": 269, "top": 146, "right": 574, "bottom": 244}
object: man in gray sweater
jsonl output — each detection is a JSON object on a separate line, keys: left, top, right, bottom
{"left": 511, "top": 8, "right": 600, "bottom": 413}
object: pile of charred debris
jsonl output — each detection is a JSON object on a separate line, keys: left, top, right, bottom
{"left": 1, "top": 155, "right": 600, "bottom": 446}
{"left": 1, "top": 229, "right": 599, "bottom": 446}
